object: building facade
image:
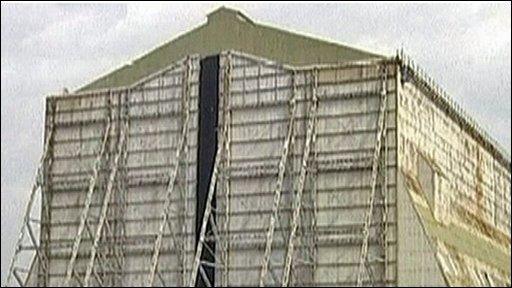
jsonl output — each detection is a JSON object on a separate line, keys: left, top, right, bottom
{"left": 6, "top": 8, "right": 510, "bottom": 287}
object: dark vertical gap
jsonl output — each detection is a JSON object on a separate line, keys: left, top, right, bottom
{"left": 196, "top": 55, "right": 219, "bottom": 287}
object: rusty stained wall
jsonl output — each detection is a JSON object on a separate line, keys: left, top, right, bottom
{"left": 396, "top": 67, "right": 511, "bottom": 286}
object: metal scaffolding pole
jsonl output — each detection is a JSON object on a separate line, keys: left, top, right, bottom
{"left": 356, "top": 64, "right": 388, "bottom": 287}
{"left": 180, "top": 57, "right": 192, "bottom": 286}
{"left": 295, "top": 69, "right": 319, "bottom": 286}
{"left": 188, "top": 142, "right": 224, "bottom": 287}
{"left": 146, "top": 57, "right": 191, "bottom": 287}
{"left": 115, "top": 90, "right": 130, "bottom": 286}
{"left": 310, "top": 72, "right": 319, "bottom": 283}
{"left": 281, "top": 68, "right": 319, "bottom": 287}
{"left": 5, "top": 102, "right": 55, "bottom": 287}
{"left": 64, "top": 93, "right": 114, "bottom": 286}
{"left": 381, "top": 104, "right": 389, "bottom": 286}
{"left": 220, "top": 52, "right": 232, "bottom": 287}
{"left": 83, "top": 103, "right": 129, "bottom": 286}
{"left": 259, "top": 70, "right": 298, "bottom": 287}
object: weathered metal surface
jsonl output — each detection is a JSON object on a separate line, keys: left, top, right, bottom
{"left": 212, "top": 52, "right": 397, "bottom": 286}
{"left": 41, "top": 56, "right": 200, "bottom": 286}
{"left": 6, "top": 49, "right": 511, "bottom": 287}
{"left": 396, "top": 54, "right": 511, "bottom": 286}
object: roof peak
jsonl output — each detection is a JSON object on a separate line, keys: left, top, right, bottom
{"left": 79, "top": 6, "right": 382, "bottom": 92}
{"left": 207, "top": 6, "right": 254, "bottom": 24}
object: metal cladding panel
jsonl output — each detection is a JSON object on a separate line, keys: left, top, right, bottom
{"left": 396, "top": 59, "right": 511, "bottom": 286}
{"left": 6, "top": 47, "right": 509, "bottom": 288}
{"left": 213, "top": 52, "right": 397, "bottom": 286}
{"left": 395, "top": 171, "right": 446, "bottom": 287}
{"left": 42, "top": 56, "right": 200, "bottom": 287}
{"left": 27, "top": 50, "right": 512, "bottom": 288}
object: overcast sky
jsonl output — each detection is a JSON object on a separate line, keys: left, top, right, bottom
{"left": 1, "top": 2, "right": 510, "bottom": 283}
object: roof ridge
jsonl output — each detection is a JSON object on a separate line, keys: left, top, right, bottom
{"left": 78, "top": 7, "right": 382, "bottom": 92}
{"left": 207, "top": 6, "right": 254, "bottom": 24}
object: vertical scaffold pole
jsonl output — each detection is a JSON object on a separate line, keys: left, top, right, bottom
{"left": 281, "top": 68, "right": 318, "bottom": 287}
{"left": 356, "top": 64, "right": 388, "bottom": 287}
{"left": 147, "top": 57, "right": 191, "bottom": 287}
{"left": 83, "top": 96, "right": 129, "bottom": 286}
{"left": 64, "top": 92, "right": 113, "bottom": 286}
{"left": 259, "top": 70, "right": 298, "bottom": 286}
{"left": 5, "top": 101, "right": 55, "bottom": 287}
{"left": 221, "top": 52, "right": 232, "bottom": 287}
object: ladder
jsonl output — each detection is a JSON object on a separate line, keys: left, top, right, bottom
{"left": 259, "top": 71, "right": 298, "bottom": 286}
{"left": 5, "top": 104, "right": 55, "bottom": 287}
{"left": 281, "top": 68, "right": 319, "bottom": 287}
{"left": 146, "top": 58, "right": 191, "bottom": 287}
{"left": 64, "top": 93, "right": 114, "bottom": 286}
{"left": 356, "top": 64, "right": 389, "bottom": 287}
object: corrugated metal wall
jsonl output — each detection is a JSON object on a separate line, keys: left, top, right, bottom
{"left": 214, "top": 52, "right": 397, "bottom": 286}
{"left": 34, "top": 51, "right": 510, "bottom": 287}
{"left": 396, "top": 61, "right": 511, "bottom": 286}
{"left": 40, "top": 51, "right": 399, "bottom": 287}
{"left": 43, "top": 56, "right": 200, "bottom": 286}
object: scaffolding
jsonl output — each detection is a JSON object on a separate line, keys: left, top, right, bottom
{"left": 5, "top": 50, "right": 509, "bottom": 287}
{"left": 187, "top": 52, "right": 393, "bottom": 286}
{"left": 259, "top": 70, "right": 298, "bottom": 286}
{"left": 63, "top": 92, "right": 118, "bottom": 286}
{"left": 4, "top": 52, "right": 394, "bottom": 287}
{"left": 5, "top": 102, "right": 54, "bottom": 287}
{"left": 4, "top": 55, "right": 198, "bottom": 287}
{"left": 146, "top": 56, "right": 192, "bottom": 287}
{"left": 356, "top": 64, "right": 388, "bottom": 286}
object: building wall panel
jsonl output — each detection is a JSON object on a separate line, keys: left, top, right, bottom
{"left": 396, "top": 64, "right": 511, "bottom": 286}
{"left": 43, "top": 56, "right": 199, "bottom": 286}
{"left": 214, "top": 52, "right": 397, "bottom": 286}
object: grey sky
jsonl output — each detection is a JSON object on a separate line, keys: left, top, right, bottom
{"left": 1, "top": 2, "right": 510, "bottom": 283}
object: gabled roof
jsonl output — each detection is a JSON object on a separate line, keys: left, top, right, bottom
{"left": 79, "top": 6, "right": 383, "bottom": 91}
